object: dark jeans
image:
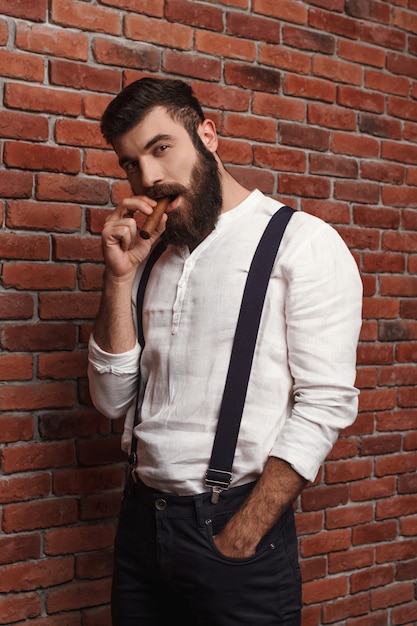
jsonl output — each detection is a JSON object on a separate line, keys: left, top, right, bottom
{"left": 111, "top": 476, "right": 302, "bottom": 626}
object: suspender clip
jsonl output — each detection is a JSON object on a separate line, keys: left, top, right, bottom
{"left": 205, "top": 469, "right": 232, "bottom": 504}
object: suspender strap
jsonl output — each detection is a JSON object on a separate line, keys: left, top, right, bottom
{"left": 205, "top": 205, "right": 295, "bottom": 502}
{"left": 128, "top": 240, "right": 167, "bottom": 476}
{"left": 136, "top": 240, "right": 167, "bottom": 349}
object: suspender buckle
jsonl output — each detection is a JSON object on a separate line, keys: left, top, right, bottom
{"left": 128, "top": 452, "right": 138, "bottom": 483}
{"left": 205, "top": 469, "right": 232, "bottom": 504}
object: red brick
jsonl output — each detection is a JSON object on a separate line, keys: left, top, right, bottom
{"left": 284, "top": 74, "right": 335, "bottom": 103}
{"left": 377, "top": 494, "right": 417, "bottom": 520}
{"left": 353, "top": 520, "right": 398, "bottom": 547}
{"left": 101, "top": 0, "right": 163, "bottom": 14}
{"left": 0, "top": 171, "right": 33, "bottom": 199}
{"left": 49, "top": 59, "right": 121, "bottom": 93}
{"left": 2, "top": 322, "right": 76, "bottom": 351}
{"left": 217, "top": 139, "right": 253, "bottom": 166}
{"left": 302, "top": 529, "right": 351, "bottom": 558}
{"left": 196, "top": 31, "right": 256, "bottom": 61}
{"left": 126, "top": 15, "right": 192, "bottom": 53}
{"left": 0, "top": 110, "right": 49, "bottom": 140}
{"left": 165, "top": 0, "right": 223, "bottom": 30}
{"left": 302, "top": 574, "right": 348, "bottom": 604}
{"left": 352, "top": 564, "right": 395, "bottom": 594}
{"left": 39, "top": 292, "right": 100, "bottom": 320}
{"left": 252, "top": 0, "right": 307, "bottom": 24}
{"left": 322, "top": 592, "right": 370, "bottom": 622}
{"left": 5, "top": 82, "right": 82, "bottom": 117}
{"left": 16, "top": 21, "right": 88, "bottom": 61}
{"left": 164, "top": 50, "right": 221, "bottom": 81}
{"left": 371, "top": 581, "right": 415, "bottom": 610}
{"left": 0, "top": 533, "right": 41, "bottom": 566}
{"left": 36, "top": 173, "right": 110, "bottom": 204}
{"left": 192, "top": 80, "right": 250, "bottom": 113}
{"left": 309, "top": 153, "right": 357, "bottom": 177}
{"left": 227, "top": 11, "right": 280, "bottom": 44}
{"left": 6, "top": 200, "right": 82, "bottom": 232}
{"left": 325, "top": 459, "right": 373, "bottom": 484}
{"left": 300, "top": 556, "right": 326, "bottom": 582}
{"left": 83, "top": 148, "right": 125, "bottom": 178}
{"left": 0, "top": 414, "right": 34, "bottom": 443}
{"left": 0, "top": 353, "right": 32, "bottom": 381}
{"left": 325, "top": 504, "right": 373, "bottom": 529}
{"left": 53, "top": 466, "right": 123, "bottom": 496}
{"left": 339, "top": 38, "right": 385, "bottom": 68}
{"left": 0, "top": 0, "right": 47, "bottom": 19}
{"left": 75, "top": 549, "right": 113, "bottom": 579}
{"left": 301, "top": 484, "right": 349, "bottom": 512}
{"left": 0, "top": 556, "right": 74, "bottom": 592}
{"left": 77, "top": 263, "right": 105, "bottom": 291}
{"left": 0, "top": 49, "right": 44, "bottom": 81}
{"left": 79, "top": 493, "right": 123, "bottom": 522}
{"left": 279, "top": 173, "right": 331, "bottom": 198}
{"left": 2, "top": 262, "right": 75, "bottom": 290}
{"left": 2, "top": 498, "right": 78, "bottom": 532}
{"left": 252, "top": 92, "right": 305, "bottom": 120}
{"left": 259, "top": 43, "right": 310, "bottom": 74}
{"left": 39, "top": 410, "right": 110, "bottom": 439}
{"left": 38, "top": 351, "right": 88, "bottom": 379}
{"left": 45, "top": 523, "right": 115, "bottom": 556}
{"left": 2, "top": 441, "right": 75, "bottom": 473}
{"left": 51, "top": 0, "right": 121, "bottom": 34}
{"left": 361, "top": 161, "right": 405, "bottom": 184}
{"left": 83, "top": 605, "right": 112, "bottom": 626}
{"left": 0, "top": 382, "right": 76, "bottom": 411}
{"left": 94, "top": 36, "right": 162, "bottom": 69}
{"left": 0, "top": 473, "right": 51, "bottom": 504}
{"left": 55, "top": 118, "right": 107, "bottom": 149}
{"left": 4, "top": 141, "right": 81, "bottom": 174}
{"left": 338, "top": 84, "right": 385, "bottom": 113}
{"left": 0, "top": 592, "right": 41, "bottom": 624}
{"left": 47, "top": 577, "right": 112, "bottom": 613}
{"left": 328, "top": 546, "right": 374, "bottom": 574}
{"left": 0, "top": 232, "right": 49, "bottom": 260}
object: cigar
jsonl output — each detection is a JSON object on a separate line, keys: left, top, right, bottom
{"left": 139, "top": 197, "right": 170, "bottom": 240}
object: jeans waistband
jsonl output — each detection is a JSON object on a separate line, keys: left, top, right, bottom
{"left": 125, "top": 474, "right": 257, "bottom": 519}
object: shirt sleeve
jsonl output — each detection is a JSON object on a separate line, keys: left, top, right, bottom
{"left": 271, "top": 219, "right": 363, "bottom": 482}
{"left": 87, "top": 334, "right": 140, "bottom": 419}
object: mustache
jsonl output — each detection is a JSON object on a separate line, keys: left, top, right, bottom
{"left": 147, "top": 183, "right": 188, "bottom": 201}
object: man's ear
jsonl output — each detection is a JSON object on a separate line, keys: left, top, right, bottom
{"left": 198, "top": 119, "right": 218, "bottom": 153}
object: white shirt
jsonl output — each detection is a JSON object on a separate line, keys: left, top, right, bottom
{"left": 88, "top": 190, "right": 362, "bottom": 494}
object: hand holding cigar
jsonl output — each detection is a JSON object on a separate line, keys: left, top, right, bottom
{"left": 139, "top": 197, "right": 170, "bottom": 239}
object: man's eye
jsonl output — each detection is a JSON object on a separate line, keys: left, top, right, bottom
{"left": 155, "top": 144, "right": 169, "bottom": 155}
{"left": 125, "top": 161, "right": 138, "bottom": 172}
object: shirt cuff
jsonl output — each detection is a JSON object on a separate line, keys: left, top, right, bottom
{"left": 88, "top": 333, "right": 140, "bottom": 375}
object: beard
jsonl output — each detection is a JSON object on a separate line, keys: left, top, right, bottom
{"left": 148, "top": 144, "right": 222, "bottom": 249}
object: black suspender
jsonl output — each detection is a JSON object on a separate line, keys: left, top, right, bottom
{"left": 205, "top": 205, "right": 295, "bottom": 501}
{"left": 129, "top": 206, "right": 295, "bottom": 501}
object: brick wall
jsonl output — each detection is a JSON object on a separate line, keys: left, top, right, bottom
{"left": 0, "top": 1, "right": 416, "bottom": 624}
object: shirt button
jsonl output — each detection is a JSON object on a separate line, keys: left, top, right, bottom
{"left": 155, "top": 498, "right": 167, "bottom": 511}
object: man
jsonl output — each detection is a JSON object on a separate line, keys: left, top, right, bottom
{"left": 88, "top": 77, "right": 362, "bottom": 625}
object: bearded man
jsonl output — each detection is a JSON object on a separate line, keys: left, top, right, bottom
{"left": 88, "top": 77, "right": 362, "bottom": 626}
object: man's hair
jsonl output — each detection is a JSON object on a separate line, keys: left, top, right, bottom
{"left": 100, "top": 77, "right": 206, "bottom": 145}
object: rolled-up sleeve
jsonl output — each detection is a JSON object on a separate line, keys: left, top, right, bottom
{"left": 272, "top": 222, "right": 363, "bottom": 482}
{"left": 87, "top": 334, "right": 140, "bottom": 419}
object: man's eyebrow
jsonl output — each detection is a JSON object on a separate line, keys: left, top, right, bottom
{"left": 144, "top": 133, "right": 173, "bottom": 151}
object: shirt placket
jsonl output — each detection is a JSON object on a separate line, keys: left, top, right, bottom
{"left": 172, "top": 255, "right": 195, "bottom": 334}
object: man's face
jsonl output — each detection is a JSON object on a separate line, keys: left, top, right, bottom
{"left": 113, "top": 107, "right": 222, "bottom": 248}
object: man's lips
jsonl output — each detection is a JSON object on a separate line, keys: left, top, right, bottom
{"left": 166, "top": 194, "right": 180, "bottom": 212}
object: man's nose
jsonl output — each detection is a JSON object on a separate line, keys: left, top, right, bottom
{"left": 140, "top": 158, "right": 163, "bottom": 189}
